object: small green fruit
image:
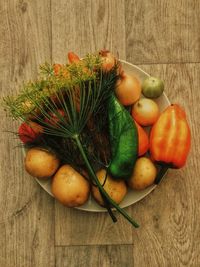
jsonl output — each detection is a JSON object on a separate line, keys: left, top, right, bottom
{"left": 142, "top": 77, "right": 164, "bottom": 98}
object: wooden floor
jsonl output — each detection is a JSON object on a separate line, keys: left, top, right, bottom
{"left": 0, "top": 0, "right": 200, "bottom": 266}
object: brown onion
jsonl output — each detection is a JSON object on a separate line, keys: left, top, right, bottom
{"left": 115, "top": 71, "right": 141, "bottom": 106}
{"left": 99, "top": 50, "right": 116, "bottom": 72}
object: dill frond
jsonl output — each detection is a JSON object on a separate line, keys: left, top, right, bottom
{"left": 3, "top": 53, "right": 104, "bottom": 120}
{"left": 3, "top": 51, "right": 140, "bottom": 227}
{"left": 40, "top": 62, "right": 54, "bottom": 77}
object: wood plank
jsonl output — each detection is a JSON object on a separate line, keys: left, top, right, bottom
{"left": 1, "top": 1, "right": 198, "bottom": 265}
{"left": 0, "top": 0, "right": 54, "bottom": 266}
{"left": 51, "top": 0, "right": 126, "bottom": 62}
{"left": 55, "top": 245, "right": 133, "bottom": 267}
{"left": 54, "top": 204, "right": 133, "bottom": 245}
{"left": 129, "top": 63, "right": 200, "bottom": 266}
{"left": 52, "top": 0, "right": 133, "bottom": 246}
{"left": 0, "top": 191, "right": 55, "bottom": 267}
{"left": 125, "top": 0, "right": 200, "bottom": 64}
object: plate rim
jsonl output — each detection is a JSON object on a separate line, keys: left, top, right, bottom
{"left": 31, "top": 60, "right": 170, "bottom": 212}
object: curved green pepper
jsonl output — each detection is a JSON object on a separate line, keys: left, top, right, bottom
{"left": 107, "top": 94, "right": 138, "bottom": 180}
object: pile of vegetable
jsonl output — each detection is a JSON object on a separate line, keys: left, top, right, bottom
{"left": 3, "top": 50, "right": 191, "bottom": 228}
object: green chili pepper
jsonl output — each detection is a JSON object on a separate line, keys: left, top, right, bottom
{"left": 107, "top": 93, "right": 138, "bottom": 180}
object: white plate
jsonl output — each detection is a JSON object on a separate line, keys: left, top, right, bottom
{"left": 35, "top": 60, "right": 170, "bottom": 212}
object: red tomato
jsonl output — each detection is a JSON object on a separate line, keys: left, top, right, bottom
{"left": 18, "top": 122, "right": 43, "bottom": 143}
{"left": 45, "top": 109, "right": 65, "bottom": 126}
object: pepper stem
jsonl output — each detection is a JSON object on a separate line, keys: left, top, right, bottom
{"left": 155, "top": 166, "right": 169, "bottom": 184}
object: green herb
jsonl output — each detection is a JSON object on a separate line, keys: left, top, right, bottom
{"left": 3, "top": 52, "right": 139, "bottom": 228}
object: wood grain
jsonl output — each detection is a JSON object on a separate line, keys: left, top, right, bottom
{"left": 0, "top": 191, "right": 55, "bottom": 267}
{"left": 128, "top": 63, "right": 200, "bottom": 267}
{"left": 125, "top": 0, "right": 200, "bottom": 64}
{"left": 55, "top": 245, "right": 133, "bottom": 267}
{"left": 0, "top": 0, "right": 54, "bottom": 266}
{"left": 51, "top": 0, "right": 126, "bottom": 61}
{"left": 1, "top": 0, "right": 200, "bottom": 266}
{"left": 54, "top": 204, "right": 133, "bottom": 245}
{"left": 52, "top": 0, "right": 133, "bottom": 246}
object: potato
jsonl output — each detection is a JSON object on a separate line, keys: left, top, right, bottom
{"left": 128, "top": 157, "right": 157, "bottom": 190}
{"left": 91, "top": 169, "right": 127, "bottom": 206}
{"left": 51, "top": 165, "right": 90, "bottom": 207}
{"left": 25, "top": 147, "right": 60, "bottom": 179}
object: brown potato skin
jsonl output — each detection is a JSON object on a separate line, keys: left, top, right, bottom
{"left": 128, "top": 157, "right": 157, "bottom": 190}
{"left": 25, "top": 148, "right": 60, "bottom": 179}
{"left": 91, "top": 169, "right": 127, "bottom": 206}
{"left": 51, "top": 165, "right": 90, "bottom": 207}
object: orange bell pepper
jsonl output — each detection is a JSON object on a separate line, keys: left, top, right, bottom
{"left": 53, "top": 63, "right": 62, "bottom": 75}
{"left": 134, "top": 120, "right": 149, "bottom": 156}
{"left": 68, "top": 52, "right": 80, "bottom": 63}
{"left": 150, "top": 104, "right": 191, "bottom": 168}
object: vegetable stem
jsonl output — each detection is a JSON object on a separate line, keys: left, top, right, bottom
{"left": 155, "top": 166, "right": 169, "bottom": 184}
{"left": 74, "top": 135, "right": 139, "bottom": 228}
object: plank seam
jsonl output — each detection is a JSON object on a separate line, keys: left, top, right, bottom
{"left": 55, "top": 243, "right": 133, "bottom": 248}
